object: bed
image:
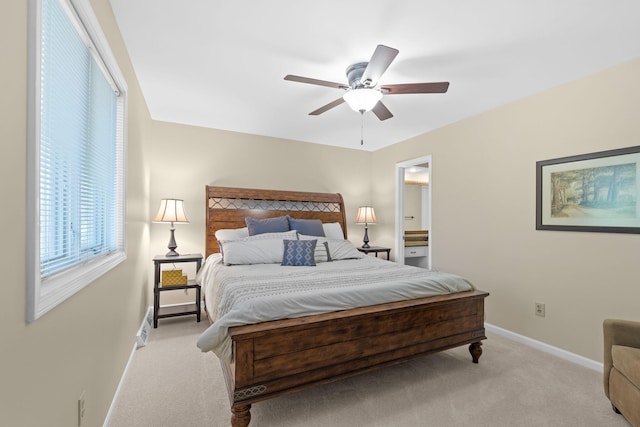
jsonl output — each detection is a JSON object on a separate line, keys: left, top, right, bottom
{"left": 199, "top": 185, "right": 488, "bottom": 427}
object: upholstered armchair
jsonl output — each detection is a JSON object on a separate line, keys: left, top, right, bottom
{"left": 603, "top": 319, "right": 640, "bottom": 427}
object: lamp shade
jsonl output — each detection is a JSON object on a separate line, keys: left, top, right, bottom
{"left": 355, "top": 206, "right": 377, "bottom": 225}
{"left": 343, "top": 88, "right": 383, "bottom": 112}
{"left": 153, "top": 199, "right": 189, "bottom": 223}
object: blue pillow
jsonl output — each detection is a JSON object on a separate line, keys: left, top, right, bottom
{"left": 245, "top": 215, "right": 290, "bottom": 236}
{"left": 281, "top": 239, "right": 317, "bottom": 266}
{"left": 288, "top": 217, "right": 325, "bottom": 237}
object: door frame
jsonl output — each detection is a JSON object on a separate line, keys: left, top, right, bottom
{"left": 395, "top": 155, "right": 432, "bottom": 267}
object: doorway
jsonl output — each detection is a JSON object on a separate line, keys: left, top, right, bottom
{"left": 395, "top": 155, "right": 432, "bottom": 268}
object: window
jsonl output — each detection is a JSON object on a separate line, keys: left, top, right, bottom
{"left": 27, "top": 0, "right": 127, "bottom": 321}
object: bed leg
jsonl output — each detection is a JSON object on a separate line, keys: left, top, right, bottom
{"left": 469, "top": 341, "right": 483, "bottom": 363}
{"left": 231, "top": 404, "right": 251, "bottom": 427}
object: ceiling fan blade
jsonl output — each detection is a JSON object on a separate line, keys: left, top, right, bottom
{"left": 284, "top": 75, "right": 348, "bottom": 89}
{"left": 381, "top": 82, "right": 450, "bottom": 95}
{"left": 372, "top": 101, "right": 393, "bottom": 121}
{"left": 361, "top": 45, "right": 399, "bottom": 86}
{"left": 309, "top": 97, "right": 345, "bottom": 115}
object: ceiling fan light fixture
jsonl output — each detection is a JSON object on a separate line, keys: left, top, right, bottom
{"left": 343, "top": 88, "right": 382, "bottom": 112}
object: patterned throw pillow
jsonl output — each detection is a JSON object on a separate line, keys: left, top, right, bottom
{"left": 281, "top": 239, "right": 317, "bottom": 266}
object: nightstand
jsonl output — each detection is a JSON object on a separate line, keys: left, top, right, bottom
{"left": 153, "top": 253, "right": 203, "bottom": 328}
{"left": 357, "top": 246, "right": 391, "bottom": 260}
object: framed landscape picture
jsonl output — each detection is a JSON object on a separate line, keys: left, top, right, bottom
{"left": 536, "top": 146, "right": 640, "bottom": 233}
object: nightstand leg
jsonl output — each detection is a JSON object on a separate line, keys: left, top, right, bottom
{"left": 153, "top": 292, "right": 159, "bottom": 328}
{"left": 196, "top": 285, "right": 201, "bottom": 322}
{"left": 153, "top": 263, "right": 160, "bottom": 328}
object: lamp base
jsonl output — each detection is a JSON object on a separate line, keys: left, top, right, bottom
{"left": 166, "top": 226, "right": 179, "bottom": 257}
{"left": 362, "top": 227, "right": 370, "bottom": 248}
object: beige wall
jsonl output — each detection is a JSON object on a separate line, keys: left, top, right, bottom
{"left": 146, "top": 120, "right": 372, "bottom": 305}
{"left": 372, "top": 57, "right": 640, "bottom": 362}
{"left": 1, "top": 1, "right": 152, "bottom": 426}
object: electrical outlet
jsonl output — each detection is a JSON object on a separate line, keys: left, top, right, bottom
{"left": 535, "top": 302, "right": 546, "bottom": 317}
{"left": 78, "top": 391, "right": 85, "bottom": 427}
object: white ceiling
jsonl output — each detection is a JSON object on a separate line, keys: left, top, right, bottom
{"left": 109, "top": 0, "right": 640, "bottom": 152}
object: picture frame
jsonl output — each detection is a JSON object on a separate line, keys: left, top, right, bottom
{"left": 536, "top": 146, "right": 640, "bottom": 234}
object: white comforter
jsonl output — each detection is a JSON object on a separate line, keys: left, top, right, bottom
{"left": 196, "top": 254, "right": 474, "bottom": 361}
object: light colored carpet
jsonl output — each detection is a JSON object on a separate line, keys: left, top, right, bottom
{"left": 106, "top": 317, "right": 630, "bottom": 427}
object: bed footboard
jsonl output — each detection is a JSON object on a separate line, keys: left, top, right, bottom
{"left": 222, "top": 289, "right": 488, "bottom": 427}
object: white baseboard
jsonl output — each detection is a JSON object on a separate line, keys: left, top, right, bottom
{"left": 103, "top": 306, "right": 153, "bottom": 427}
{"left": 102, "top": 340, "right": 137, "bottom": 427}
{"left": 485, "top": 323, "right": 603, "bottom": 373}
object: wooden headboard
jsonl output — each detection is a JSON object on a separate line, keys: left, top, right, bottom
{"left": 205, "top": 186, "right": 347, "bottom": 257}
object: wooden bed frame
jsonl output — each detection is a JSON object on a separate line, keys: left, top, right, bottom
{"left": 204, "top": 186, "right": 488, "bottom": 427}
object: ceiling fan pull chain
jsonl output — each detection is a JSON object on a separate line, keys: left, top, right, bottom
{"left": 360, "top": 111, "right": 364, "bottom": 145}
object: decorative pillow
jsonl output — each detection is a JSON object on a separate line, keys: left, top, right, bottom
{"left": 297, "top": 234, "right": 331, "bottom": 262}
{"left": 322, "top": 222, "right": 345, "bottom": 240}
{"left": 325, "top": 239, "right": 364, "bottom": 260}
{"left": 245, "top": 215, "right": 290, "bottom": 236}
{"left": 214, "top": 227, "right": 249, "bottom": 241}
{"left": 281, "top": 239, "right": 317, "bottom": 267}
{"left": 288, "top": 217, "right": 325, "bottom": 237}
{"left": 220, "top": 230, "right": 298, "bottom": 265}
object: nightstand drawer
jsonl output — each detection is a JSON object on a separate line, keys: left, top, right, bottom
{"left": 404, "top": 246, "right": 427, "bottom": 258}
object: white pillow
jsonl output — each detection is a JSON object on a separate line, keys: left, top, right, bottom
{"left": 325, "top": 239, "right": 364, "bottom": 260}
{"left": 298, "top": 234, "right": 331, "bottom": 262}
{"left": 215, "top": 227, "right": 249, "bottom": 241}
{"left": 322, "top": 222, "right": 345, "bottom": 240}
{"left": 220, "top": 230, "right": 298, "bottom": 265}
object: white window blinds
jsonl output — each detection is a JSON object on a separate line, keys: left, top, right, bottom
{"left": 27, "top": 0, "right": 126, "bottom": 321}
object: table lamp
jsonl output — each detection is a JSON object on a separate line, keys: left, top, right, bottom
{"left": 355, "top": 206, "right": 377, "bottom": 248}
{"left": 153, "top": 199, "right": 189, "bottom": 256}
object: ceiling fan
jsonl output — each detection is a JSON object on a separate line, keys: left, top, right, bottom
{"left": 284, "top": 44, "right": 449, "bottom": 121}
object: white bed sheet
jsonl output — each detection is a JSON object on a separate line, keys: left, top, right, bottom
{"left": 196, "top": 254, "right": 474, "bottom": 361}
